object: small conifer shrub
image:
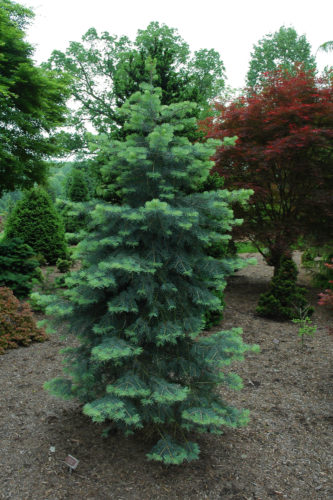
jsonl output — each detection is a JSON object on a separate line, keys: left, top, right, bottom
{"left": 56, "top": 258, "right": 71, "bottom": 273}
{"left": 66, "top": 169, "right": 90, "bottom": 202}
{"left": 0, "top": 238, "right": 41, "bottom": 298}
{"left": 256, "top": 257, "right": 313, "bottom": 320}
{"left": 0, "top": 287, "right": 47, "bottom": 354}
{"left": 42, "top": 85, "right": 257, "bottom": 465}
{"left": 5, "top": 187, "right": 68, "bottom": 265}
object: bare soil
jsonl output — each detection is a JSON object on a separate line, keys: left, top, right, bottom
{"left": 0, "top": 252, "right": 332, "bottom": 500}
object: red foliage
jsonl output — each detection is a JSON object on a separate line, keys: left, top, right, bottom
{"left": 203, "top": 68, "right": 333, "bottom": 269}
{"left": 0, "top": 287, "right": 47, "bottom": 354}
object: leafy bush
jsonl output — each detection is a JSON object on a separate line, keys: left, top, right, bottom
{"left": 4, "top": 187, "right": 68, "bottom": 264}
{"left": 0, "top": 238, "right": 41, "bottom": 298}
{"left": 0, "top": 287, "right": 47, "bottom": 354}
{"left": 301, "top": 245, "right": 333, "bottom": 288}
{"left": 256, "top": 257, "right": 313, "bottom": 320}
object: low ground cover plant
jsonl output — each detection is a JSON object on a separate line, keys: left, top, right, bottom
{"left": 292, "top": 315, "right": 317, "bottom": 346}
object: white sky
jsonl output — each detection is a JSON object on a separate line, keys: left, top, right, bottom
{"left": 23, "top": 0, "right": 332, "bottom": 89}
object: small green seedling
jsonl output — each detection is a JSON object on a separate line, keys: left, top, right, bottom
{"left": 292, "top": 316, "right": 317, "bottom": 346}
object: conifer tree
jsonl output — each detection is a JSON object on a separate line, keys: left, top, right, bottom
{"left": 42, "top": 85, "right": 257, "bottom": 464}
{"left": 5, "top": 187, "right": 68, "bottom": 264}
{"left": 256, "top": 257, "right": 313, "bottom": 320}
{"left": 66, "top": 169, "right": 90, "bottom": 202}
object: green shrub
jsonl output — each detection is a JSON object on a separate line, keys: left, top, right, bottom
{"left": 0, "top": 238, "right": 41, "bottom": 298}
{"left": 4, "top": 187, "right": 68, "bottom": 265}
{"left": 301, "top": 245, "right": 333, "bottom": 288}
{"left": 0, "top": 287, "right": 47, "bottom": 354}
{"left": 301, "top": 247, "right": 317, "bottom": 269}
{"left": 56, "top": 258, "right": 71, "bottom": 273}
{"left": 66, "top": 169, "right": 90, "bottom": 202}
{"left": 35, "top": 253, "right": 47, "bottom": 266}
{"left": 256, "top": 257, "right": 313, "bottom": 320}
{"left": 28, "top": 293, "right": 46, "bottom": 313}
{"left": 236, "top": 241, "right": 259, "bottom": 253}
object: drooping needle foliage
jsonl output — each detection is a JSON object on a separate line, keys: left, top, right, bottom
{"left": 41, "top": 85, "right": 257, "bottom": 465}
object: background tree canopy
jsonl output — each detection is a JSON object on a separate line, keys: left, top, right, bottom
{"left": 246, "top": 26, "right": 316, "bottom": 88}
{"left": 0, "top": 0, "right": 70, "bottom": 197}
{"left": 44, "top": 22, "right": 226, "bottom": 149}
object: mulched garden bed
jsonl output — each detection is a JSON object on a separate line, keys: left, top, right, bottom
{"left": 0, "top": 252, "right": 332, "bottom": 499}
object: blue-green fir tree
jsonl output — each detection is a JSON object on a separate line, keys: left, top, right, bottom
{"left": 42, "top": 85, "right": 258, "bottom": 464}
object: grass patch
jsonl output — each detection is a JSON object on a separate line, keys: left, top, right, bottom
{"left": 236, "top": 241, "right": 259, "bottom": 253}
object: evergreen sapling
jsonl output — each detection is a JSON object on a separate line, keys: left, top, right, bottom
{"left": 5, "top": 187, "right": 68, "bottom": 265}
{"left": 256, "top": 257, "right": 313, "bottom": 320}
{"left": 42, "top": 85, "right": 258, "bottom": 465}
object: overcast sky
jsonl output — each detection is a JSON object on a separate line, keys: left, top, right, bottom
{"left": 23, "top": 0, "right": 332, "bottom": 89}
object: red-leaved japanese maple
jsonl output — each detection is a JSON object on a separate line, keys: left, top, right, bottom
{"left": 203, "top": 68, "right": 333, "bottom": 272}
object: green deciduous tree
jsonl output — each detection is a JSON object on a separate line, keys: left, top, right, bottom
{"left": 246, "top": 26, "right": 316, "bottom": 88}
{"left": 0, "top": 0, "right": 70, "bottom": 196}
{"left": 45, "top": 22, "right": 225, "bottom": 148}
{"left": 41, "top": 85, "right": 257, "bottom": 464}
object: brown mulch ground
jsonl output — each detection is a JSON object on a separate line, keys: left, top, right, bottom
{"left": 0, "top": 252, "right": 332, "bottom": 500}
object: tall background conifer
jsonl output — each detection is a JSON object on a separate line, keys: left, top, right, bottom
{"left": 42, "top": 85, "right": 257, "bottom": 464}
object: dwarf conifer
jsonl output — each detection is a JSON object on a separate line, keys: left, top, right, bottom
{"left": 5, "top": 187, "right": 68, "bottom": 264}
{"left": 42, "top": 85, "right": 257, "bottom": 464}
{"left": 256, "top": 257, "right": 313, "bottom": 320}
{"left": 66, "top": 169, "right": 90, "bottom": 202}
